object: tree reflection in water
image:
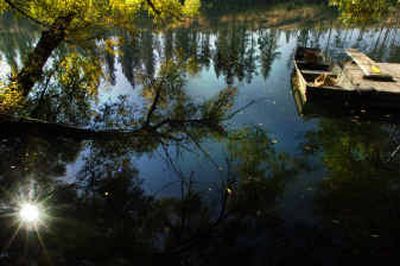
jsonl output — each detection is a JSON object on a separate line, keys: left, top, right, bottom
{"left": 0, "top": 37, "right": 299, "bottom": 263}
{"left": 0, "top": 97, "right": 302, "bottom": 265}
{"left": 1, "top": 1, "right": 400, "bottom": 265}
{"left": 303, "top": 119, "right": 400, "bottom": 263}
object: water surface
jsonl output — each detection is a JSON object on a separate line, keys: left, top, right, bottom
{"left": 1, "top": 4, "right": 400, "bottom": 265}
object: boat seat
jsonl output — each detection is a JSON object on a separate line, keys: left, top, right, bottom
{"left": 301, "top": 70, "right": 335, "bottom": 76}
{"left": 297, "top": 62, "right": 331, "bottom": 71}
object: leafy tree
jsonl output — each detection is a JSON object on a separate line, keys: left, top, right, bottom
{"left": 330, "top": 0, "right": 399, "bottom": 24}
{"left": 0, "top": 0, "right": 200, "bottom": 101}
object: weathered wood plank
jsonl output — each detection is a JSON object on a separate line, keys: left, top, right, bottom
{"left": 301, "top": 70, "right": 334, "bottom": 75}
{"left": 346, "top": 48, "right": 393, "bottom": 81}
{"left": 293, "top": 60, "right": 308, "bottom": 103}
{"left": 339, "top": 62, "right": 400, "bottom": 93}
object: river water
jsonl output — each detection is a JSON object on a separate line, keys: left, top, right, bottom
{"left": 1, "top": 4, "right": 400, "bottom": 265}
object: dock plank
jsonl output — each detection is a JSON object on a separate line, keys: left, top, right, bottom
{"left": 346, "top": 49, "right": 393, "bottom": 80}
{"left": 339, "top": 62, "right": 400, "bottom": 93}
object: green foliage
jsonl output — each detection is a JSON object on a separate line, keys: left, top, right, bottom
{"left": 0, "top": 0, "right": 200, "bottom": 30}
{"left": 202, "top": 87, "right": 236, "bottom": 120}
{"left": 57, "top": 52, "right": 101, "bottom": 98}
{"left": 28, "top": 52, "right": 103, "bottom": 123}
{"left": 329, "top": 0, "right": 400, "bottom": 24}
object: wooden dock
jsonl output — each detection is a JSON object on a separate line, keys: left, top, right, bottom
{"left": 345, "top": 49, "right": 395, "bottom": 81}
{"left": 338, "top": 51, "right": 400, "bottom": 94}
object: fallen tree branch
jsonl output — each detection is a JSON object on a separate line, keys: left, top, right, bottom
{"left": 0, "top": 113, "right": 219, "bottom": 140}
{"left": 0, "top": 101, "right": 254, "bottom": 140}
{"left": 0, "top": 113, "right": 141, "bottom": 139}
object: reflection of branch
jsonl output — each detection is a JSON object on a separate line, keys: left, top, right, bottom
{"left": 387, "top": 143, "right": 400, "bottom": 162}
{"left": 168, "top": 188, "right": 230, "bottom": 255}
{"left": 153, "top": 117, "right": 218, "bottom": 131}
{"left": 33, "top": 64, "right": 60, "bottom": 113}
{"left": 161, "top": 144, "right": 186, "bottom": 182}
{"left": 145, "top": 80, "right": 163, "bottom": 127}
{"left": 223, "top": 99, "right": 256, "bottom": 120}
{"left": 146, "top": 0, "right": 161, "bottom": 15}
{"left": 186, "top": 131, "right": 220, "bottom": 169}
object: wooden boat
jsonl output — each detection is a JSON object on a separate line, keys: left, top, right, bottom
{"left": 292, "top": 47, "right": 339, "bottom": 107}
{"left": 292, "top": 47, "right": 400, "bottom": 111}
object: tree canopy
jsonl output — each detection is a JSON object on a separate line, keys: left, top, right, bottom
{"left": 0, "top": 0, "right": 201, "bottom": 110}
{"left": 329, "top": 0, "right": 400, "bottom": 24}
{"left": 0, "top": 0, "right": 201, "bottom": 28}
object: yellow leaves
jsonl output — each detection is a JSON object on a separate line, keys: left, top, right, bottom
{"left": 2, "top": 0, "right": 200, "bottom": 37}
{"left": 329, "top": 0, "right": 399, "bottom": 24}
{"left": 0, "top": 0, "right": 8, "bottom": 13}
{"left": 2, "top": 0, "right": 202, "bottom": 42}
{"left": 105, "top": 38, "right": 120, "bottom": 56}
{"left": 110, "top": 0, "right": 143, "bottom": 10}
{"left": 0, "top": 83, "right": 24, "bottom": 113}
{"left": 182, "top": 0, "right": 201, "bottom": 17}
{"left": 109, "top": 0, "right": 142, "bottom": 19}
{"left": 57, "top": 52, "right": 102, "bottom": 98}
{"left": 146, "top": 0, "right": 199, "bottom": 25}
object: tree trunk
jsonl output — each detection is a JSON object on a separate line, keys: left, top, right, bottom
{"left": 15, "top": 14, "right": 75, "bottom": 96}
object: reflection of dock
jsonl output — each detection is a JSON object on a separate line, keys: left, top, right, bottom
{"left": 291, "top": 83, "right": 400, "bottom": 122}
{"left": 293, "top": 47, "right": 400, "bottom": 111}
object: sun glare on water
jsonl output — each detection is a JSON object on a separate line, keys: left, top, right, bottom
{"left": 19, "top": 203, "right": 40, "bottom": 224}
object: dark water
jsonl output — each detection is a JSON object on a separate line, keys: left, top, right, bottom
{"left": 1, "top": 4, "right": 400, "bottom": 265}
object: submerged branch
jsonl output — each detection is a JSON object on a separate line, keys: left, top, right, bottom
{"left": 0, "top": 113, "right": 219, "bottom": 140}
{"left": 223, "top": 100, "right": 256, "bottom": 120}
{"left": 145, "top": 80, "right": 163, "bottom": 126}
{"left": 0, "top": 99, "right": 254, "bottom": 139}
{"left": 0, "top": 77, "right": 255, "bottom": 141}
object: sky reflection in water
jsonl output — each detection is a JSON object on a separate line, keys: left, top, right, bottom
{"left": 1, "top": 5, "right": 400, "bottom": 265}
